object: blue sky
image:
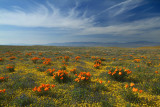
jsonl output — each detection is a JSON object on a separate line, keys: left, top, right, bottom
{"left": 0, "top": 0, "right": 160, "bottom": 45}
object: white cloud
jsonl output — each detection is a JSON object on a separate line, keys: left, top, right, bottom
{"left": 0, "top": 3, "right": 93, "bottom": 29}
{"left": 76, "top": 17, "right": 160, "bottom": 36}
{"left": 98, "top": 0, "right": 144, "bottom": 17}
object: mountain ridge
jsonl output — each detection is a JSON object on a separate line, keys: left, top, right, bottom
{"left": 1, "top": 41, "right": 160, "bottom": 48}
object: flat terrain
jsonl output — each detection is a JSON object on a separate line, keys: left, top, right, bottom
{"left": 0, "top": 46, "right": 160, "bottom": 106}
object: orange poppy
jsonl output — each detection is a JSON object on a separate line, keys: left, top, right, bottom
{"left": 139, "top": 90, "right": 143, "bottom": 93}
{"left": 37, "top": 88, "right": 41, "bottom": 92}
{"left": 125, "top": 84, "right": 129, "bottom": 88}
{"left": 132, "top": 87, "right": 138, "bottom": 92}
{"left": 81, "top": 76, "right": 85, "bottom": 80}
{"left": 99, "top": 80, "right": 103, "bottom": 84}
{"left": 41, "top": 84, "right": 45, "bottom": 87}
{"left": 86, "top": 72, "right": 91, "bottom": 77}
{"left": 0, "top": 77, "right": 5, "bottom": 80}
{"left": 60, "top": 74, "right": 64, "bottom": 77}
{"left": 74, "top": 78, "right": 79, "bottom": 82}
{"left": 119, "top": 72, "right": 122, "bottom": 75}
{"left": 155, "top": 71, "right": 158, "bottom": 74}
{"left": 32, "top": 87, "right": 37, "bottom": 91}
{"left": 45, "top": 84, "right": 50, "bottom": 87}
{"left": 51, "top": 85, "right": 55, "bottom": 88}
{"left": 44, "top": 87, "right": 49, "bottom": 91}
{"left": 108, "top": 71, "right": 111, "bottom": 75}
{"left": 130, "top": 83, "right": 135, "bottom": 87}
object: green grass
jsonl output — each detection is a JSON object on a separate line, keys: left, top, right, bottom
{"left": 0, "top": 46, "right": 160, "bottom": 106}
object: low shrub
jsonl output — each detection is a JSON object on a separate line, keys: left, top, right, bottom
{"left": 6, "top": 64, "right": 15, "bottom": 72}
{"left": 74, "top": 72, "right": 91, "bottom": 85}
{"left": 107, "top": 67, "right": 132, "bottom": 81}
{"left": 53, "top": 70, "right": 71, "bottom": 83}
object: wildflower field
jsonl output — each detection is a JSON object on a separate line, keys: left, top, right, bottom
{"left": 0, "top": 46, "right": 160, "bottom": 106}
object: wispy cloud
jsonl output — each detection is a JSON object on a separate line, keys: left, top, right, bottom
{"left": 98, "top": 0, "right": 144, "bottom": 17}
{"left": 76, "top": 17, "right": 160, "bottom": 36}
{"left": 0, "top": 2, "right": 93, "bottom": 29}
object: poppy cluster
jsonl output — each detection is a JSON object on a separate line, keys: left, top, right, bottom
{"left": 25, "top": 52, "right": 32, "bottom": 56}
{"left": 0, "top": 77, "right": 9, "bottom": 82}
{"left": 0, "top": 58, "right": 3, "bottom": 62}
{"left": 75, "top": 56, "right": 81, "bottom": 61}
{"left": 112, "top": 58, "right": 116, "bottom": 61}
{"left": 74, "top": 72, "right": 91, "bottom": 83}
{"left": 0, "top": 89, "right": 6, "bottom": 93}
{"left": 147, "top": 61, "right": 152, "bottom": 66}
{"left": 9, "top": 56, "right": 16, "bottom": 60}
{"left": 53, "top": 70, "right": 70, "bottom": 83}
{"left": 45, "top": 68, "right": 55, "bottom": 76}
{"left": 125, "top": 83, "right": 143, "bottom": 93}
{"left": 31, "top": 57, "right": 40, "bottom": 63}
{"left": 61, "top": 64, "right": 67, "bottom": 70}
{"left": 43, "top": 58, "right": 51, "bottom": 65}
{"left": 93, "top": 59, "right": 102, "bottom": 69}
{"left": 56, "top": 56, "right": 63, "bottom": 59}
{"left": 6, "top": 64, "right": 15, "bottom": 72}
{"left": 108, "top": 67, "right": 132, "bottom": 81}
{"left": 41, "top": 57, "right": 46, "bottom": 60}
{"left": 129, "top": 55, "right": 133, "bottom": 57}
{"left": 155, "top": 71, "right": 158, "bottom": 74}
{"left": 134, "top": 59, "right": 140, "bottom": 63}
{"left": 70, "top": 68, "right": 76, "bottom": 74}
{"left": 100, "top": 58, "right": 106, "bottom": 61}
{"left": 64, "top": 56, "right": 70, "bottom": 62}
{"left": 141, "top": 56, "right": 147, "bottom": 59}
{"left": 36, "top": 65, "right": 47, "bottom": 72}
{"left": 39, "top": 52, "right": 43, "bottom": 56}
{"left": 91, "top": 56, "right": 99, "bottom": 60}
{"left": 32, "top": 84, "right": 55, "bottom": 95}
{"left": 94, "top": 59, "right": 102, "bottom": 64}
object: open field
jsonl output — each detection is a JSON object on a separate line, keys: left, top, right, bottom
{"left": 0, "top": 46, "right": 160, "bottom": 107}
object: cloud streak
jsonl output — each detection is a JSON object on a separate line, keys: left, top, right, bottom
{"left": 0, "top": 2, "right": 93, "bottom": 29}
{"left": 98, "top": 0, "right": 144, "bottom": 17}
{"left": 77, "top": 17, "right": 160, "bottom": 36}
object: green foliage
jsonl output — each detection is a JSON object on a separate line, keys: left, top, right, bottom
{"left": 60, "top": 65, "right": 67, "bottom": 70}
{"left": 72, "top": 87, "right": 90, "bottom": 103}
{"left": 0, "top": 91, "right": 5, "bottom": 100}
{"left": 122, "top": 88, "right": 140, "bottom": 103}
{"left": 9, "top": 94, "right": 34, "bottom": 106}
{"left": 151, "top": 81, "right": 160, "bottom": 95}
{"left": 36, "top": 65, "right": 48, "bottom": 72}
{"left": 8, "top": 73, "right": 37, "bottom": 90}
{"left": 94, "top": 82, "right": 107, "bottom": 92}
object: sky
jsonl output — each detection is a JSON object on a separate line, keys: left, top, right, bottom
{"left": 0, "top": 0, "right": 160, "bottom": 45}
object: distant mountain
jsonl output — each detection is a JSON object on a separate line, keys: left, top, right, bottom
{"left": 2, "top": 41, "right": 160, "bottom": 47}
{"left": 0, "top": 43, "right": 32, "bottom": 46}
{"left": 46, "top": 42, "right": 106, "bottom": 47}
{"left": 44, "top": 41, "right": 160, "bottom": 47}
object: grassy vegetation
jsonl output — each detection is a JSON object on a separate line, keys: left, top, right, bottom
{"left": 0, "top": 46, "right": 160, "bottom": 106}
